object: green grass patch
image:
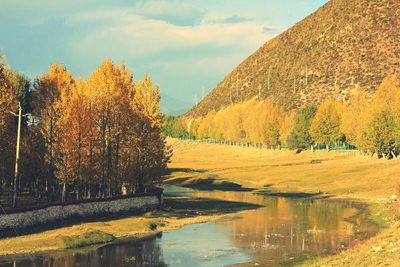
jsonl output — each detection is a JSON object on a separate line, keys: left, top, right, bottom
{"left": 164, "top": 196, "right": 262, "bottom": 218}
{"left": 59, "top": 230, "right": 116, "bottom": 249}
{"left": 281, "top": 255, "right": 318, "bottom": 267}
{"left": 368, "top": 203, "right": 389, "bottom": 228}
{"left": 166, "top": 177, "right": 253, "bottom": 191}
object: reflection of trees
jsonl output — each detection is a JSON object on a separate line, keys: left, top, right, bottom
{"left": 214, "top": 196, "right": 359, "bottom": 262}
{"left": 306, "top": 200, "right": 356, "bottom": 255}
{"left": 20, "top": 238, "right": 167, "bottom": 267}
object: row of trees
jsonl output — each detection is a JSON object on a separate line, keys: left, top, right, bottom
{"left": 163, "top": 115, "right": 191, "bottom": 139}
{"left": 0, "top": 55, "right": 170, "bottom": 206}
{"left": 175, "top": 75, "right": 400, "bottom": 159}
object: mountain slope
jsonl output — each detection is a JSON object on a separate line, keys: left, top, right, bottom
{"left": 187, "top": 0, "right": 400, "bottom": 118}
{"left": 161, "top": 93, "right": 192, "bottom": 115}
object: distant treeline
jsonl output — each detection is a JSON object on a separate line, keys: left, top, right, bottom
{"left": 0, "top": 52, "right": 170, "bottom": 206}
{"left": 165, "top": 75, "right": 400, "bottom": 159}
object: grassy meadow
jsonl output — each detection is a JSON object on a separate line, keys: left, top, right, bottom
{"left": 166, "top": 138, "right": 400, "bottom": 201}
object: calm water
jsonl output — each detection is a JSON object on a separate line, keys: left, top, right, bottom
{"left": 0, "top": 186, "right": 379, "bottom": 267}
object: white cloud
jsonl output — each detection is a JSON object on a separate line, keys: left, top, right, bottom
{"left": 132, "top": 0, "right": 206, "bottom": 26}
{"left": 70, "top": 10, "right": 272, "bottom": 59}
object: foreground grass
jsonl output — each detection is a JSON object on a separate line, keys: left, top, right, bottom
{"left": 0, "top": 196, "right": 260, "bottom": 256}
{"left": 166, "top": 138, "right": 400, "bottom": 266}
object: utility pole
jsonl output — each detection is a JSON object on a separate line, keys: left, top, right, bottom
{"left": 9, "top": 102, "right": 29, "bottom": 208}
{"left": 305, "top": 65, "right": 308, "bottom": 86}
{"left": 293, "top": 76, "right": 296, "bottom": 94}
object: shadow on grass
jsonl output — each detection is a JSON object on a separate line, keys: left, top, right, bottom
{"left": 256, "top": 190, "right": 333, "bottom": 199}
{"left": 165, "top": 168, "right": 207, "bottom": 175}
{"left": 165, "top": 177, "right": 254, "bottom": 192}
{"left": 151, "top": 196, "right": 262, "bottom": 219}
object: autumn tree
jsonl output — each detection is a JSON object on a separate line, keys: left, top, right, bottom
{"left": 341, "top": 87, "right": 370, "bottom": 146}
{"left": 263, "top": 102, "right": 284, "bottom": 148}
{"left": 57, "top": 79, "right": 93, "bottom": 201}
{"left": 310, "top": 99, "right": 344, "bottom": 149}
{"left": 85, "top": 60, "right": 136, "bottom": 197}
{"left": 32, "top": 64, "right": 74, "bottom": 197}
{"left": 361, "top": 111, "right": 396, "bottom": 158}
{"left": 223, "top": 105, "right": 245, "bottom": 141}
{"left": 0, "top": 54, "right": 171, "bottom": 205}
{"left": 287, "top": 104, "right": 317, "bottom": 149}
{"left": 163, "top": 115, "right": 189, "bottom": 138}
{"left": 0, "top": 55, "right": 45, "bottom": 203}
{"left": 0, "top": 58, "right": 18, "bottom": 196}
{"left": 131, "top": 74, "right": 171, "bottom": 192}
{"left": 279, "top": 111, "right": 296, "bottom": 148}
{"left": 358, "top": 75, "right": 400, "bottom": 158}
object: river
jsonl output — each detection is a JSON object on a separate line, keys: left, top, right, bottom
{"left": 0, "top": 186, "right": 379, "bottom": 266}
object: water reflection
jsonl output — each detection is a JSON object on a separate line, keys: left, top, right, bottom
{"left": 0, "top": 239, "right": 166, "bottom": 267}
{"left": 0, "top": 187, "right": 378, "bottom": 267}
{"left": 192, "top": 190, "right": 377, "bottom": 263}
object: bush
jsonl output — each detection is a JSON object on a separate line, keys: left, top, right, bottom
{"left": 59, "top": 230, "right": 115, "bottom": 249}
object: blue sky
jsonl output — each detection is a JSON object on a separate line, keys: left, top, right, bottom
{"left": 0, "top": 0, "right": 328, "bottom": 114}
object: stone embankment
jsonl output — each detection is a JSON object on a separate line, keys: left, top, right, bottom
{"left": 0, "top": 192, "right": 162, "bottom": 235}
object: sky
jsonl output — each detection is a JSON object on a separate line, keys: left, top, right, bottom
{"left": 0, "top": 0, "right": 329, "bottom": 114}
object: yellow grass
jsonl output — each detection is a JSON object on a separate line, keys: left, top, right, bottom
{"left": 167, "top": 138, "right": 399, "bottom": 201}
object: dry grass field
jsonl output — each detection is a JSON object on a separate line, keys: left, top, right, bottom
{"left": 167, "top": 139, "right": 400, "bottom": 201}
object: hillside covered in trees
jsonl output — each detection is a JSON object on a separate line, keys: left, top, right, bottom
{"left": 187, "top": 0, "right": 400, "bottom": 117}
{"left": 169, "top": 75, "right": 400, "bottom": 159}
{"left": 0, "top": 53, "right": 170, "bottom": 207}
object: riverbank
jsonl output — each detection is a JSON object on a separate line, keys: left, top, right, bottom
{"left": 166, "top": 138, "right": 400, "bottom": 266}
{"left": 0, "top": 195, "right": 260, "bottom": 256}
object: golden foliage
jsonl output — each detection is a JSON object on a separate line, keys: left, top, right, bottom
{"left": 186, "top": 74, "right": 400, "bottom": 158}
{"left": 0, "top": 64, "right": 18, "bottom": 186}
{"left": 355, "top": 75, "right": 400, "bottom": 157}
{"left": 14, "top": 59, "right": 172, "bottom": 201}
{"left": 310, "top": 99, "right": 344, "bottom": 147}
{"left": 187, "top": 98, "right": 288, "bottom": 147}
{"left": 341, "top": 87, "right": 370, "bottom": 145}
